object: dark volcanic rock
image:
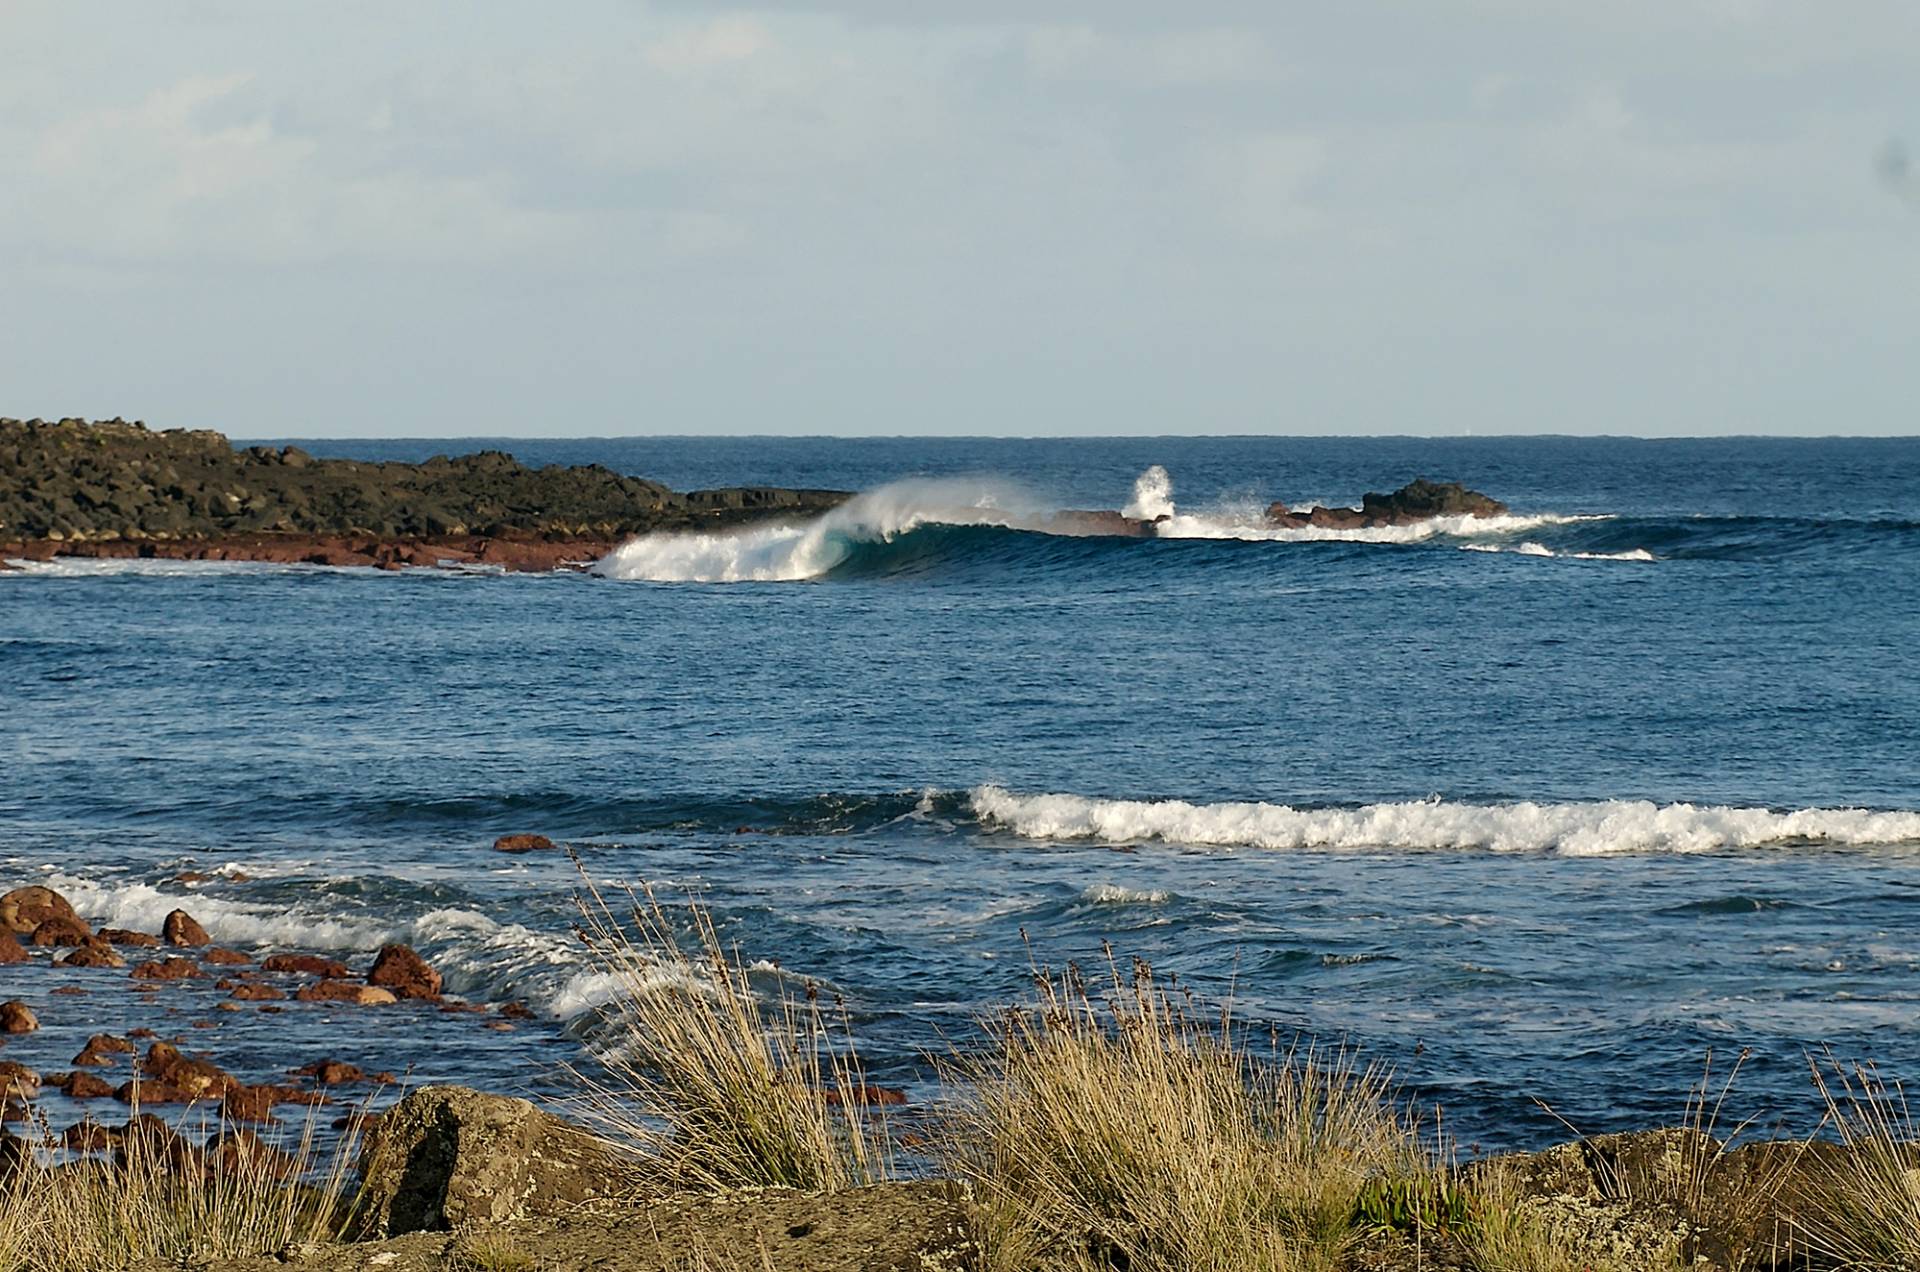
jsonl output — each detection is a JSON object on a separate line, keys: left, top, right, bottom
{"left": 0, "top": 417, "right": 850, "bottom": 556}
{"left": 1268, "top": 478, "right": 1508, "bottom": 529}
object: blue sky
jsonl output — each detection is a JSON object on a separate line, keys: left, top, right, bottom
{"left": 3, "top": 1, "right": 1916, "bottom": 437}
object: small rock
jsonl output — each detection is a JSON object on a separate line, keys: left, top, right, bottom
{"left": 98, "top": 928, "right": 162, "bottom": 948}
{"left": 28, "top": 916, "right": 93, "bottom": 947}
{"left": 114, "top": 1078, "right": 191, "bottom": 1105}
{"left": 290, "top": 1059, "right": 366, "bottom": 1085}
{"left": 58, "top": 938, "right": 128, "bottom": 969}
{"left": 297, "top": 980, "right": 396, "bottom": 1006}
{"left": 493, "top": 833, "right": 556, "bottom": 853}
{"left": 64, "top": 1120, "right": 112, "bottom": 1151}
{"left": 61, "top": 1071, "right": 113, "bottom": 1100}
{"left": 130, "top": 957, "right": 204, "bottom": 981}
{"left": 0, "top": 1002, "right": 37, "bottom": 1034}
{"left": 0, "top": 1063, "right": 41, "bottom": 1097}
{"left": 0, "top": 930, "right": 24, "bottom": 966}
{"left": 162, "top": 909, "right": 211, "bottom": 947}
{"left": 262, "top": 953, "right": 352, "bottom": 979}
{"left": 498, "top": 1001, "right": 535, "bottom": 1020}
{"left": 367, "top": 944, "right": 442, "bottom": 1001}
{"left": 203, "top": 947, "right": 251, "bottom": 965}
{"left": 229, "top": 983, "right": 285, "bottom": 1002}
{"left": 222, "top": 1086, "right": 281, "bottom": 1124}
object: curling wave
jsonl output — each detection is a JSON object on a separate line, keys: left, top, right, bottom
{"left": 968, "top": 787, "right": 1920, "bottom": 856}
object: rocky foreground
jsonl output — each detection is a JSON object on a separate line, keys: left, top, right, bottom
{"left": 0, "top": 417, "right": 849, "bottom": 571}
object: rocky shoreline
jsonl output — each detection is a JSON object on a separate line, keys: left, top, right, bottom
{"left": 3, "top": 418, "right": 1517, "bottom": 573}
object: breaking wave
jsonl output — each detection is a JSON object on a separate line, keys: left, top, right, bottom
{"left": 968, "top": 787, "right": 1920, "bottom": 857}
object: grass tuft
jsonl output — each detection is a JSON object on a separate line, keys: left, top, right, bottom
{"left": 1802, "top": 1054, "right": 1920, "bottom": 1270}
{"left": 569, "top": 867, "right": 889, "bottom": 1193}
{"left": 937, "top": 952, "right": 1431, "bottom": 1272}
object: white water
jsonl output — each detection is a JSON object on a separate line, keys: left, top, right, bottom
{"left": 1463, "top": 542, "right": 1655, "bottom": 562}
{"left": 592, "top": 478, "right": 1042, "bottom": 583}
{"left": 970, "top": 787, "right": 1920, "bottom": 856}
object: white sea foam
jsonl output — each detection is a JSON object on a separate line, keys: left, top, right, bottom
{"left": 42, "top": 870, "right": 395, "bottom": 948}
{"left": 969, "top": 787, "right": 1920, "bottom": 857}
{"left": 1462, "top": 542, "right": 1655, "bottom": 562}
{"left": 1, "top": 558, "right": 330, "bottom": 578}
{"left": 1123, "top": 465, "right": 1175, "bottom": 521}
{"left": 1079, "top": 883, "right": 1173, "bottom": 905}
{"left": 592, "top": 478, "right": 1041, "bottom": 583}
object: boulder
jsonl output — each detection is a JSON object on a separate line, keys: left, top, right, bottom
{"left": 230, "top": 982, "right": 286, "bottom": 1002}
{"left": 114, "top": 1078, "right": 191, "bottom": 1105}
{"left": 129, "top": 956, "right": 204, "bottom": 981}
{"left": 357, "top": 1085, "right": 624, "bottom": 1237}
{"left": 61, "top": 1070, "right": 113, "bottom": 1099}
{"left": 367, "top": 944, "right": 442, "bottom": 1000}
{"left": 58, "top": 938, "right": 127, "bottom": 969}
{"left": 297, "top": 980, "right": 397, "bottom": 1006}
{"left": 0, "top": 886, "right": 78, "bottom": 935}
{"left": 493, "top": 833, "right": 555, "bottom": 853}
{"left": 28, "top": 915, "right": 93, "bottom": 946}
{"left": 0, "top": 1063, "right": 41, "bottom": 1098}
{"left": 262, "top": 953, "right": 353, "bottom": 978}
{"left": 161, "top": 909, "right": 211, "bottom": 947}
{"left": 0, "top": 1002, "right": 37, "bottom": 1034}
{"left": 291, "top": 1059, "right": 367, "bottom": 1085}
{"left": 222, "top": 1085, "right": 281, "bottom": 1125}
{"left": 1359, "top": 478, "right": 1507, "bottom": 522}
{"left": 63, "top": 1120, "right": 112, "bottom": 1152}
{"left": 203, "top": 947, "right": 251, "bottom": 965}
{"left": 142, "top": 1043, "right": 236, "bottom": 1098}
{"left": 98, "top": 928, "right": 162, "bottom": 948}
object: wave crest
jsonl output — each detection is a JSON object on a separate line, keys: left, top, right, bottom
{"left": 969, "top": 787, "right": 1920, "bottom": 856}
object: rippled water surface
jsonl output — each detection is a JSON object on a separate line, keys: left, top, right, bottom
{"left": 4, "top": 436, "right": 1918, "bottom": 1147}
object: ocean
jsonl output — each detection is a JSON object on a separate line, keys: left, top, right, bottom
{"left": 4, "top": 435, "right": 1918, "bottom": 1150}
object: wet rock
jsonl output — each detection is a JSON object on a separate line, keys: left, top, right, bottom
{"left": 0, "top": 1063, "right": 41, "bottom": 1098}
{"left": 230, "top": 982, "right": 286, "bottom": 1002}
{"left": 63, "top": 1119, "right": 112, "bottom": 1152}
{"left": 203, "top": 947, "right": 251, "bottom": 965}
{"left": 79, "top": 1033, "right": 136, "bottom": 1059}
{"left": 162, "top": 909, "right": 211, "bottom": 947}
{"left": 357, "top": 1084, "right": 624, "bottom": 1237}
{"left": 28, "top": 915, "right": 93, "bottom": 946}
{"left": 0, "top": 886, "right": 77, "bottom": 935}
{"left": 142, "top": 1042, "right": 237, "bottom": 1098}
{"left": 291, "top": 1059, "right": 367, "bottom": 1085}
{"left": 115, "top": 1077, "right": 192, "bottom": 1105}
{"left": 493, "top": 833, "right": 556, "bottom": 853}
{"left": 0, "top": 1002, "right": 37, "bottom": 1034}
{"left": 130, "top": 956, "right": 204, "bottom": 981}
{"left": 0, "top": 929, "right": 24, "bottom": 965}
{"left": 58, "top": 938, "right": 127, "bottom": 969}
{"left": 367, "top": 944, "right": 442, "bottom": 1001}
{"left": 263, "top": 953, "right": 353, "bottom": 978}
{"left": 222, "top": 1085, "right": 281, "bottom": 1124}
{"left": 60, "top": 1070, "right": 113, "bottom": 1099}
{"left": 213, "top": 1127, "right": 297, "bottom": 1177}
{"left": 296, "top": 980, "right": 397, "bottom": 1006}
{"left": 99, "top": 927, "right": 162, "bottom": 948}
{"left": 1267, "top": 479, "right": 1509, "bottom": 529}
{"left": 498, "top": 1001, "right": 535, "bottom": 1020}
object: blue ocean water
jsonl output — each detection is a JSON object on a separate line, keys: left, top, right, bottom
{"left": 4, "top": 436, "right": 1919, "bottom": 1149}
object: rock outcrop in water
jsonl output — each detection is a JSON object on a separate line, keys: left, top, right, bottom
{"left": 1266, "top": 478, "right": 1508, "bottom": 530}
{"left": 0, "top": 417, "right": 850, "bottom": 570}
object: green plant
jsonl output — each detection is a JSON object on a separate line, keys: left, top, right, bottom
{"left": 568, "top": 866, "right": 889, "bottom": 1193}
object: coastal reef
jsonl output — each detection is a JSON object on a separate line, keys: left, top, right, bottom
{"left": 0, "top": 417, "right": 848, "bottom": 569}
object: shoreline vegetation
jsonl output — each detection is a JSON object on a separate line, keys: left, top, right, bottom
{"left": 0, "top": 875, "right": 1914, "bottom": 1271}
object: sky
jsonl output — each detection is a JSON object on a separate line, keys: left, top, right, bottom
{"left": 2, "top": 1, "right": 1916, "bottom": 438}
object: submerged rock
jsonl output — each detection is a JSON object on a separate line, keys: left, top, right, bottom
{"left": 493, "top": 833, "right": 556, "bottom": 853}
{"left": 357, "top": 1085, "right": 624, "bottom": 1236}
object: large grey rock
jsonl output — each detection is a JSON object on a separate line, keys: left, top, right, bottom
{"left": 357, "top": 1085, "right": 625, "bottom": 1236}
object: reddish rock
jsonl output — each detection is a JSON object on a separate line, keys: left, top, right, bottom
{"left": 0, "top": 1002, "right": 37, "bottom": 1034}
{"left": 439, "top": 1000, "right": 486, "bottom": 1014}
{"left": 61, "top": 1071, "right": 113, "bottom": 1099}
{"left": 99, "top": 928, "right": 162, "bottom": 948}
{"left": 259, "top": 1083, "right": 331, "bottom": 1106}
{"left": 142, "top": 1043, "right": 235, "bottom": 1098}
{"left": 367, "top": 944, "right": 441, "bottom": 1001}
{"left": 297, "top": 979, "right": 396, "bottom": 1006}
{"left": 130, "top": 957, "right": 204, "bottom": 981}
{"left": 498, "top": 1001, "right": 535, "bottom": 1020}
{"left": 63, "top": 1120, "right": 112, "bottom": 1151}
{"left": 234, "top": 982, "right": 288, "bottom": 1001}
{"left": 0, "top": 1098, "right": 32, "bottom": 1123}
{"left": 51, "top": 985, "right": 89, "bottom": 997}
{"left": 203, "top": 947, "right": 251, "bottom": 966}
{"left": 262, "top": 953, "right": 352, "bottom": 979}
{"left": 493, "top": 833, "right": 556, "bottom": 853}
{"left": 127, "top": 1028, "right": 158, "bottom": 1039}
{"left": 221, "top": 1086, "right": 280, "bottom": 1124}
{"left": 114, "top": 1078, "right": 191, "bottom": 1105}
{"left": 822, "top": 1083, "right": 909, "bottom": 1107}
{"left": 85, "top": 1033, "right": 136, "bottom": 1055}
{"left": 0, "top": 929, "right": 24, "bottom": 966}
{"left": 213, "top": 1128, "right": 296, "bottom": 1178}
{"left": 58, "top": 939, "right": 127, "bottom": 970}
{"left": 290, "top": 1059, "right": 366, "bottom": 1085}
{"left": 0, "top": 1063, "right": 41, "bottom": 1097}
{"left": 28, "top": 915, "right": 93, "bottom": 947}
{"left": 162, "top": 909, "right": 210, "bottom": 947}
{"left": 0, "top": 886, "right": 77, "bottom": 935}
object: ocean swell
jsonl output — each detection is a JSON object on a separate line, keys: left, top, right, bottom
{"left": 968, "top": 787, "right": 1920, "bottom": 856}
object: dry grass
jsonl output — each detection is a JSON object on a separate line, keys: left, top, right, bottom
{"left": 0, "top": 1104, "right": 370, "bottom": 1272}
{"left": 1461, "top": 1162, "right": 1677, "bottom": 1272}
{"left": 938, "top": 953, "right": 1430, "bottom": 1272}
{"left": 569, "top": 869, "right": 889, "bottom": 1193}
{"left": 1801, "top": 1056, "right": 1920, "bottom": 1270}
